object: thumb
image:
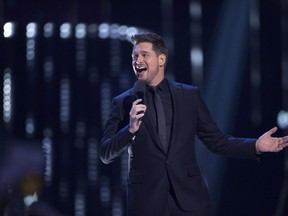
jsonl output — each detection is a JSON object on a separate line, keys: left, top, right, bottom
{"left": 267, "top": 127, "right": 278, "bottom": 136}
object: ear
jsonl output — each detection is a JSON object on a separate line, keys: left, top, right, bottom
{"left": 158, "top": 54, "right": 166, "bottom": 67}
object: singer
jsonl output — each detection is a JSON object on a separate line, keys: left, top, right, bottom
{"left": 100, "top": 32, "right": 288, "bottom": 216}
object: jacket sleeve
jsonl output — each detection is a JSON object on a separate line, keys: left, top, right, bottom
{"left": 195, "top": 90, "right": 259, "bottom": 160}
{"left": 99, "top": 97, "right": 135, "bottom": 164}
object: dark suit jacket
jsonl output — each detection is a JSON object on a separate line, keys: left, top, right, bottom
{"left": 100, "top": 80, "right": 258, "bottom": 216}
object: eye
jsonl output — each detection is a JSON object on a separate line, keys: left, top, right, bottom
{"left": 132, "top": 54, "right": 138, "bottom": 60}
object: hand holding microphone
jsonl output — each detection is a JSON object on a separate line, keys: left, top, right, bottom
{"left": 129, "top": 80, "right": 147, "bottom": 134}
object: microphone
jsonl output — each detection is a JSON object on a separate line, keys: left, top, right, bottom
{"left": 133, "top": 80, "right": 146, "bottom": 118}
{"left": 123, "top": 80, "right": 146, "bottom": 111}
{"left": 133, "top": 80, "right": 146, "bottom": 103}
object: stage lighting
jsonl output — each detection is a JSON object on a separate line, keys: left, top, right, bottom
{"left": 3, "top": 68, "right": 12, "bottom": 123}
{"left": 60, "top": 23, "right": 72, "bottom": 39}
{"left": 277, "top": 110, "right": 288, "bottom": 130}
{"left": 98, "top": 23, "right": 110, "bottom": 39}
{"left": 75, "top": 23, "right": 87, "bottom": 39}
{"left": 3, "top": 22, "right": 16, "bottom": 38}
{"left": 43, "top": 23, "right": 54, "bottom": 38}
{"left": 26, "top": 23, "right": 38, "bottom": 38}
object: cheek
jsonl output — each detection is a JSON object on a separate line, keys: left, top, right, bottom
{"left": 149, "top": 60, "right": 158, "bottom": 69}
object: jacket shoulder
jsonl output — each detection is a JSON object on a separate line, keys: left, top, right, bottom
{"left": 168, "top": 80, "right": 199, "bottom": 92}
{"left": 114, "top": 88, "right": 133, "bottom": 101}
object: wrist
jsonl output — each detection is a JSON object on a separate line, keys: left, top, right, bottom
{"left": 128, "top": 127, "right": 137, "bottom": 141}
{"left": 129, "top": 127, "right": 136, "bottom": 134}
{"left": 255, "top": 140, "right": 262, "bottom": 154}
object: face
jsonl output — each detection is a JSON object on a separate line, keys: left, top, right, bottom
{"left": 132, "top": 42, "right": 166, "bottom": 86}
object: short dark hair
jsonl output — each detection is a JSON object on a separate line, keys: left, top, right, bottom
{"left": 130, "top": 32, "right": 168, "bottom": 59}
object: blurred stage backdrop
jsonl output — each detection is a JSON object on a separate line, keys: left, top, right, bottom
{"left": 0, "top": 0, "right": 288, "bottom": 215}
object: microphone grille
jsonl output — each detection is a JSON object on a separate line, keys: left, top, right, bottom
{"left": 133, "top": 80, "right": 146, "bottom": 94}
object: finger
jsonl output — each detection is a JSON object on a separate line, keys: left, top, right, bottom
{"left": 135, "top": 104, "right": 147, "bottom": 113}
{"left": 133, "top": 99, "right": 142, "bottom": 105}
{"left": 130, "top": 107, "right": 141, "bottom": 118}
{"left": 130, "top": 103, "right": 145, "bottom": 116}
{"left": 136, "top": 112, "right": 145, "bottom": 119}
{"left": 278, "top": 136, "right": 288, "bottom": 145}
{"left": 137, "top": 104, "right": 146, "bottom": 109}
{"left": 279, "top": 143, "right": 288, "bottom": 149}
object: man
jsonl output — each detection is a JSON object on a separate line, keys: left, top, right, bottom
{"left": 100, "top": 32, "right": 288, "bottom": 216}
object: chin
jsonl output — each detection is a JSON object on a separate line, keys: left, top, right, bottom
{"left": 138, "top": 77, "right": 145, "bottom": 82}
{"left": 137, "top": 74, "right": 146, "bottom": 79}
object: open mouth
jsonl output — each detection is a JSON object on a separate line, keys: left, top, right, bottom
{"left": 136, "top": 65, "right": 147, "bottom": 73}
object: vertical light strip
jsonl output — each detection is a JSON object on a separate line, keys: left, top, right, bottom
{"left": 189, "top": 0, "right": 203, "bottom": 87}
{"left": 277, "top": 0, "right": 288, "bottom": 131}
{"left": 25, "top": 22, "right": 38, "bottom": 137}
{"left": 100, "top": 81, "right": 112, "bottom": 130}
{"left": 42, "top": 128, "right": 53, "bottom": 185}
{"left": 60, "top": 77, "right": 71, "bottom": 133}
{"left": 87, "top": 138, "right": 98, "bottom": 184}
{"left": 99, "top": 176, "right": 111, "bottom": 208}
{"left": 161, "top": 0, "right": 174, "bottom": 79}
{"left": 74, "top": 192, "right": 86, "bottom": 216}
{"left": 275, "top": 1, "right": 288, "bottom": 215}
{"left": 110, "top": 24, "right": 121, "bottom": 78}
{"left": 249, "top": 0, "right": 262, "bottom": 126}
{"left": 111, "top": 196, "right": 122, "bottom": 216}
{"left": 198, "top": 1, "right": 250, "bottom": 210}
{"left": 3, "top": 68, "right": 12, "bottom": 123}
{"left": 281, "top": 0, "right": 288, "bottom": 111}
{"left": 26, "top": 23, "right": 37, "bottom": 64}
{"left": 75, "top": 23, "right": 87, "bottom": 76}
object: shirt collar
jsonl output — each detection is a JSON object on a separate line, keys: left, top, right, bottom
{"left": 147, "top": 78, "right": 169, "bottom": 91}
{"left": 157, "top": 78, "right": 168, "bottom": 92}
{"left": 146, "top": 78, "right": 169, "bottom": 93}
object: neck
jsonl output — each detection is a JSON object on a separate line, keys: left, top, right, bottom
{"left": 148, "top": 77, "right": 165, "bottom": 87}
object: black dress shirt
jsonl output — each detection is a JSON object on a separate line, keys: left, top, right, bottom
{"left": 146, "top": 79, "right": 173, "bottom": 150}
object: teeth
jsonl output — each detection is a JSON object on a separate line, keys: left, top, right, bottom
{"left": 139, "top": 68, "right": 146, "bottom": 73}
{"left": 136, "top": 65, "right": 147, "bottom": 73}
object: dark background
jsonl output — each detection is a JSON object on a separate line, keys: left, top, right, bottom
{"left": 0, "top": 0, "right": 288, "bottom": 215}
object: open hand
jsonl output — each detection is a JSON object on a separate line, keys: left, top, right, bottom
{"left": 256, "top": 127, "right": 288, "bottom": 152}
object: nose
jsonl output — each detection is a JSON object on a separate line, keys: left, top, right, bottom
{"left": 134, "top": 56, "right": 143, "bottom": 64}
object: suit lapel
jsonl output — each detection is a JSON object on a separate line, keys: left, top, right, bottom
{"left": 166, "top": 81, "right": 182, "bottom": 156}
{"left": 143, "top": 80, "right": 183, "bottom": 156}
{"left": 143, "top": 80, "right": 183, "bottom": 155}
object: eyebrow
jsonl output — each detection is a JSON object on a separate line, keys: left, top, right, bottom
{"left": 132, "top": 50, "right": 149, "bottom": 56}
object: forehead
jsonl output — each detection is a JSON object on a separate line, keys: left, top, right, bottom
{"left": 132, "top": 42, "right": 154, "bottom": 54}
